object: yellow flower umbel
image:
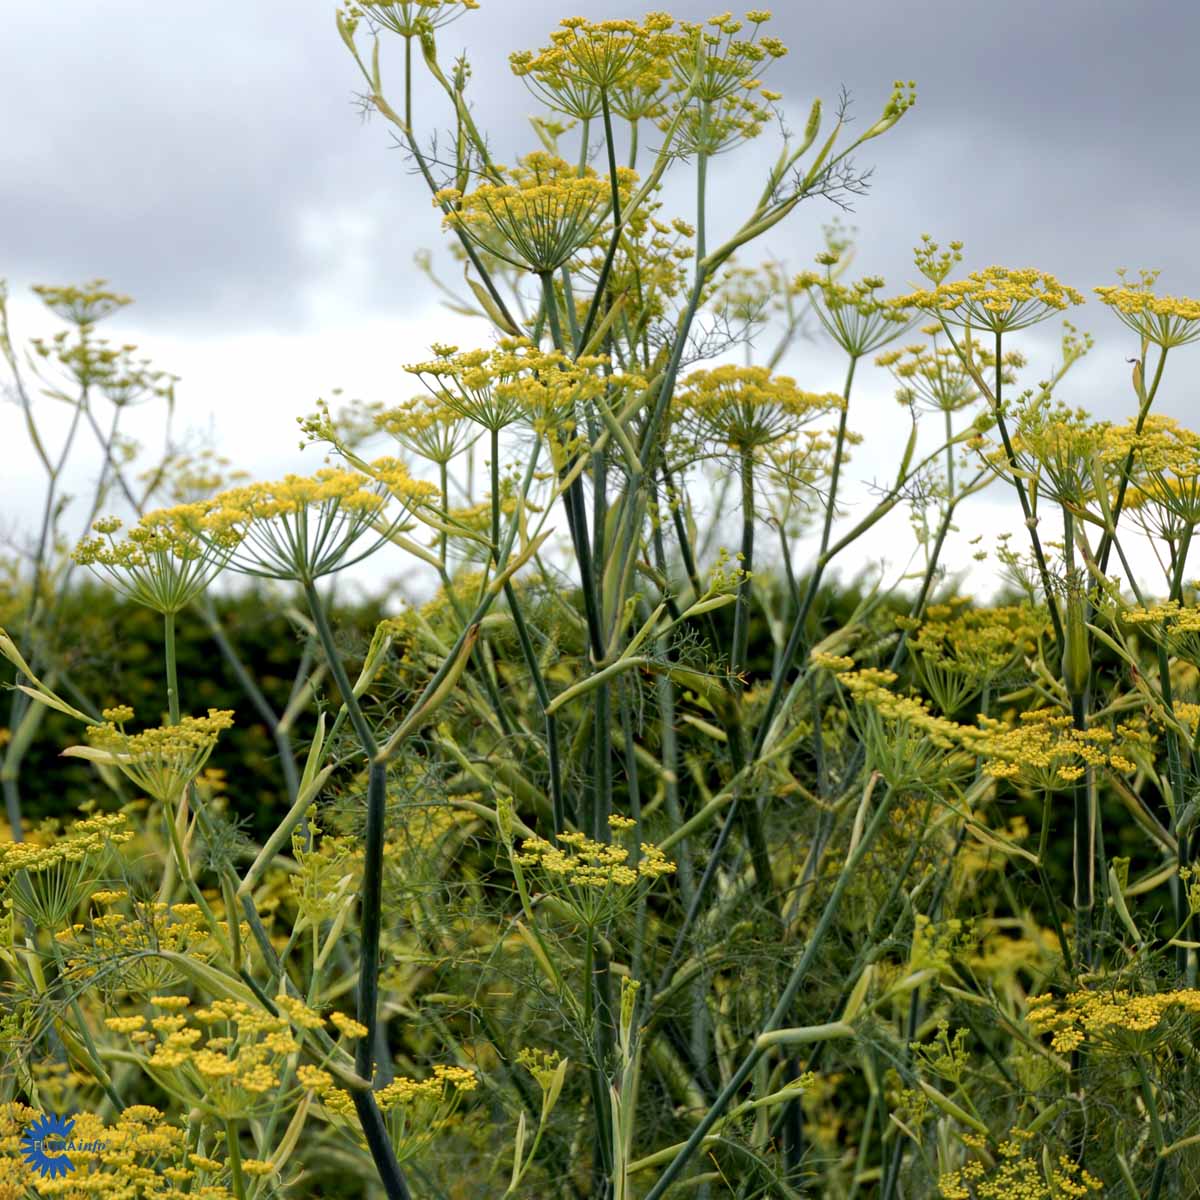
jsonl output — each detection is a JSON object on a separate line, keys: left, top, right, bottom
{"left": 1094, "top": 267, "right": 1200, "bottom": 349}
{"left": 71, "top": 897, "right": 230, "bottom": 991}
{"left": 675, "top": 364, "right": 843, "bottom": 455}
{"left": 104, "top": 996, "right": 324, "bottom": 1120}
{"left": 29, "top": 279, "right": 132, "bottom": 328}
{"left": 71, "top": 705, "right": 234, "bottom": 804}
{"left": 405, "top": 337, "right": 645, "bottom": 444}
{"left": 514, "top": 813, "right": 676, "bottom": 924}
{"left": 974, "top": 708, "right": 1144, "bottom": 788}
{"left": 0, "top": 1103, "right": 231, "bottom": 1199}
{"left": 659, "top": 11, "right": 790, "bottom": 155}
{"left": 194, "top": 463, "right": 434, "bottom": 583}
{"left": 322, "top": 1063, "right": 478, "bottom": 1165}
{"left": 375, "top": 393, "right": 479, "bottom": 467}
{"left": 1121, "top": 599, "right": 1200, "bottom": 671}
{"left": 0, "top": 812, "right": 132, "bottom": 930}
{"left": 1026, "top": 986, "right": 1200, "bottom": 1056}
{"left": 1003, "top": 393, "right": 1113, "bottom": 508}
{"left": 795, "top": 269, "right": 913, "bottom": 358}
{"left": 73, "top": 507, "right": 237, "bottom": 614}
{"left": 1107, "top": 413, "right": 1200, "bottom": 535}
{"left": 902, "top": 599, "right": 1048, "bottom": 715}
{"left": 899, "top": 250, "right": 1085, "bottom": 335}
{"left": 435, "top": 152, "right": 631, "bottom": 274}
{"left": 875, "top": 328, "right": 1022, "bottom": 416}
{"left": 824, "top": 662, "right": 978, "bottom": 789}
{"left": 937, "top": 1134, "right": 1102, "bottom": 1199}
{"left": 510, "top": 15, "right": 672, "bottom": 122}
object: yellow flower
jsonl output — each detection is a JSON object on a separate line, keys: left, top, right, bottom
{"left": 405, "top": 337, "right": 644, "bottom": 441}
{"left": 898, "top": 261, "right": 1085, "bottom": 334}
{"left": 437, "top": 152, "right": 632, "bottom": 273}
{"left": 511, "top": 16, "right": 672, "bottom": 119}
{"left": 0, "top": 811, "right": 133, "bottom": 929}
{"left": 1094, "top": 267, "right": 1200, "bottom": 348}
{"left": 75, "top": 708, "right": 234, "bottom": 804}
{"left": 876, "top": 335, "right": 1021, "bottom": 414}
{"left": 105, "top": 996, "right": 325, "bottom": 1119}
{"left": 74, "top": 507, "right": 237, "bottom": 614}
{"left": 675, "top": 363, "right": 842, "bottom": 454}
{"left": 330, "top": 1011, "right": 370, "bottom": 1039}
{"left": 324, "top": 1064, "right": 478, "bottom": 1164}
{"left": 31, "top": 279, "right": 132, "bottom": 327}
{"left": 656, "top": 12, "right": 791, "bottom": 155}
{"left": 515, "top": 828, "right": 676, "bottom": 890}
{"left": 375, "top": 393, "right": 478, "bottom": 466}
{"left": 795, "top": 271, "right": 913, "bottom": 357}
{"left": 190, "top": 464, "right": 434, "bottom": 582}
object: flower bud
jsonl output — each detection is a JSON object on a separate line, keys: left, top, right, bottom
{"left": 796, "top": 97, "right": 821, "bottom": 155}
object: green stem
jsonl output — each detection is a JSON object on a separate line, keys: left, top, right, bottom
{"left": 225, "top": 1119, "right": 247, "bottom": 1200}
{"left": 730, "top": 450, "right": 755, "bottom": 683}
{"left": 1036, "top": 789, "right": 1076, "bottom": 973}
{"left": 439, "top": 459, "right": 449, "bottom": 570}
{"left": 164, "top": 611, "right": 180, "bottom": 725}
{"left": 576, "top": 90, "right": 624, "bottom": 354}
{"left": 1156, "top": 637, "right": 1189, "bottom": 974}
{"left": 819, "top": 356, "right": 857, "bottom": 558}
{"left": 695, "top": 103, "right": 709, "bottom": 274}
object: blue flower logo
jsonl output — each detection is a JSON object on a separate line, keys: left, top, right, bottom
{"left": 21, "top": 1112, "right": 76, "bottom": 1178}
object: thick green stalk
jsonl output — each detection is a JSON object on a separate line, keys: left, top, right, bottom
{"left": 583, "top": 929, "right": 615, "bottom": 1192}
{"left": 225, "top": 1119, "right": 246, "bottom": 1200}
{"left": 540, "top": 270, "right": 605, "bottom": 662}
{"left": 1155, "top": 638, "right": 1189, "bottom": 974}
{"left": 164, "top": 611, "right": 181, "bottom": 725}
{"left": 1063, "top": 511, "right": 1094, "bottom": 967}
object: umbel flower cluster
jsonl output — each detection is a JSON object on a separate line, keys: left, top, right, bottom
{"left": 1026, "top": 986, "right": 1200, "bottom": 1055}
{"left": 0, "top": 1102, "right": 242, "bottom": 1199}
{"left": 75, "top": 706, "right": 235, "bottom": 803}
{"left": 436, "top": 153, "right": 636, "bottom": 274}
{"left": 515, "top": 816, "right": 677, "bottom": 889}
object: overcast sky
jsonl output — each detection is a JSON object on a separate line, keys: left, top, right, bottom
{"left": 4, "top": 0, "right": 1198, "bottom": 599}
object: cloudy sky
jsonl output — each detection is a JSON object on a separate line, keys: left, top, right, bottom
{"left": 4, "top": 0, "right": 1198, "bottom": 598}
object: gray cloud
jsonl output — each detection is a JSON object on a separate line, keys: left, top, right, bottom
{"left": 5, "top": 0, "right": 1197, "bottom": 339}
